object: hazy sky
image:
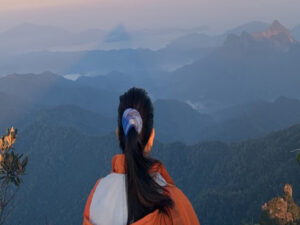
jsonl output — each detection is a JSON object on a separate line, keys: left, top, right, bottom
{"left": 0, "top": 0, "right": 300, "bottom": 33}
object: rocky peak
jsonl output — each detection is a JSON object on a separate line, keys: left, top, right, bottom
{"left": 252, "top": 20, "right": 296, "bottom": 45}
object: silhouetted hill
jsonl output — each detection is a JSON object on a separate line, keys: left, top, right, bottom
{"left": 11, "top": 123, "right": 119, "bottom": 225}
{"left": 291, "top": 24, "right": 300, "bottom": 42}
{"left": 31, "top": 97, "right": 300, "bottom": 144}
{"left": 75, "top": 70, "right": 171, "bottom": 99}
{"left": 9, "top": 120, "right": 300, "bottom": 225}
{"left": 0, "top": 71, "right": 71, "bottom": 102}
{"left": 76, "top": 71, "right": 135, "bottom": 94}
{"left": 156, "top": 124, "right": 300, "bottom": 225}
{"left": 165, "top": 33, "right": 222, "bottom": 49}
{"left": 161, "top": 24, "right": 300, "bottom": 107}
{"left": 2, "top": 22, "right": 271, "bottom": 76}
{"left": 154, "top": 99, "right": 214, "bottom": 143}
{"left": 0, "top": 72, "right": 119, "bottom": 116}
{"left": 0, "top": 21, "right": 295, "bottom": 78}
{"left": 226, "top": 21, "right": 270, "bottom": 35}
{"left": 104, "top": 25, "right": 131, "bottom": 43}
{"left": 3, "top": 71, "right": 300, "bottom": 144}
{"left": 33, "top": 105, "right": 116, "bottom": 136}
{"left": 201, "top": 97, "right": 300, "bottom": 141}
{"left": 23, "top": 99, "right": 213, "bottom": 144}
{"left": 0, "top": 92, "right": 37, "bottom": 130}
{"left": 0, "top": 46, "right": 206, "bottom": 75}
{"left": 164, "top": 21, "right": 270, "bottom": 55}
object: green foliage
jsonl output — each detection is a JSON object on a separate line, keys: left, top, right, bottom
{"left": 0, "top": 152, "right": 28, "bottom": 186}
{"left": 0, "top": 127, "right": 27, "bottom": 186}
{"left": 0, "top": 127, "right": 28, "bottom": 225}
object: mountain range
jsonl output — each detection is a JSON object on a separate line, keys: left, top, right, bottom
{"left": 0, "top": 72, "right": 119, "bottom": 116}
{"left": 0, "top": 23, "right": 207, "bottom": 54}
{"left": 1, "top": 20, "right": 295, "bottom": 76}
{"left": 158, "top": 21, "right": 300, "bottom": 111}
{"left": 1, "top": 20, "right": 298, "bottom": 116}
{"left": 7, "top": 117, "right": 300, "bottom": 225}
{"left": 2, "top": 71, "right": 300, "bottom": 144}
{"left": 291, "top": 24, "right": 300, "bottom": 41}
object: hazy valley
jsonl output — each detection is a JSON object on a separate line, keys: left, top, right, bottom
{"left": 1, "top": 19, "right": 300, "bottom": 225}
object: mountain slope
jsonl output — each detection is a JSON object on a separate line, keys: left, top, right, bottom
{"left": 252, "top": 20, "right": 296, "bottom": 47}
{"left": 159, "top": 22, "right": 300, "bottom": 107}
{"left": 33, "top": 105, "right": 115, "bottom": 136}
{"left": 201, "top": 97, "right": 300, "bottom": 141}
{"left": 76, "top": 71, "right": 135, "bottom": 94}
{"left": 0, "top": 72, "right": 119, "bottom": 116}
{"left": 0, "top": 92, "right": 40, "bottom": 131}
{"left": 291, "top": 24, "right": 300, "bottom": 41}
{"left": 11, "top": 123, "right": 119, "bottom": 225}
{"left": 154, "top": 99, "right": 214, "bottom": 143}
{"left": 155, "top": 125, "right": 300, "bottom": 225}
{"left": 8, "top": 121, "right": 300, "bottom": 225}
{"left": 226, "top": 21, "right": 270, "bottom": 35}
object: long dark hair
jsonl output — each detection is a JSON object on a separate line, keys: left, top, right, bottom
{"left": 118, "top": 87, "right": 174, "bottom": 224}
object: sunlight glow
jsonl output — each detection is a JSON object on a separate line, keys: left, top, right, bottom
{"left": 0, "top": 0, "right": 100, "bottom": 12}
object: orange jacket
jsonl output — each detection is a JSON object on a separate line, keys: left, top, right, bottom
{"left": 83, "top": 154, "right": 200, "bottom": 225}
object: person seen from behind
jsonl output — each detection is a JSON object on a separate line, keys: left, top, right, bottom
{"left": 83, "top": 87, "right": 200, "bottom": 225}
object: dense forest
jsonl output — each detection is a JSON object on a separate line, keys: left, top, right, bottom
{"left": 6, "top": 121, "right": 300, "bottom": 225}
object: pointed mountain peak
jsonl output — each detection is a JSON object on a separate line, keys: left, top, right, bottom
{"left": 269, "top": 20, "right": 289, "bottom": 33}
{"left": 252, "top": 20, "right": 296, "bottom": 45}
{"left": 271, "top": 20, "right": 281, "bottom": 27}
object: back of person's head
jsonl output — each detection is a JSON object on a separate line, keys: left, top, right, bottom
{"left": 118, "top": 87, "right": 173, "bottom": 224}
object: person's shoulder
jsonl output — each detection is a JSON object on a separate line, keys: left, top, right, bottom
{"left": 84, "top": 173, "right": 127, "bottom": 224}
{"left": 165, "top": 186, "right": 201, "bottom": 225}
{"left": 89, "top": 172, "right": 126, "bottom": 199}
{"left": 83, "top": 173, "right": 121, "bottom": 214}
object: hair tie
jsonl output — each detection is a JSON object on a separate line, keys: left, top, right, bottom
{"left": 122, "top": 108, "right": 143, "bottom": 136}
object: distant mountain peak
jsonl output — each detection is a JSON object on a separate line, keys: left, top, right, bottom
{"left": 271, "top": 20, "right": 283, "bottom": 29}
{"left": 268, "top": 20, "right": 292, "bottom": 37}
{"left": 252, "top": 20, "right": 296, "bottom": 44}
{"left": 104, "top": 24, "right": 131, "bottom": 43}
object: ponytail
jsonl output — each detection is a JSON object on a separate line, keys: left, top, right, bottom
{"left": 124, "top": 128, "right": 173, "bottom": 224}
{"left": 118, "top": 88, "right": 174, "bottom": 224}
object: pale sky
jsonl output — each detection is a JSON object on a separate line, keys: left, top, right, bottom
{"left": 0, "top": 0, "right": 300, "bottom": 33}
{"left": 0, "top": 0, "right": 98, "bottom": 11}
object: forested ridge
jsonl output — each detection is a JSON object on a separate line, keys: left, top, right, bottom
{"left": 7, "top": 121, "right": 300, "bottom": 225}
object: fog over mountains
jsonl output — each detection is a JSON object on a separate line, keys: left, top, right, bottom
{"left": 1, "top": 19, "right": 300, "bottom": 225}
{"left": 0, "top": 23, "right": 207, "bottom": 53}
{"left": 1, "top": 20, "right": 300, "bottom": 137}
{"left": 1, "top": 21, "right": 300, "bottom": 111}
{"left": 160, "top": 21, "right": 300, "bottom": 110}
{"left": 2, "top": 20, "right": 299, "bottom": 76}
{"left": 2, "top": 71, "right": 300, "bottom": 144}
